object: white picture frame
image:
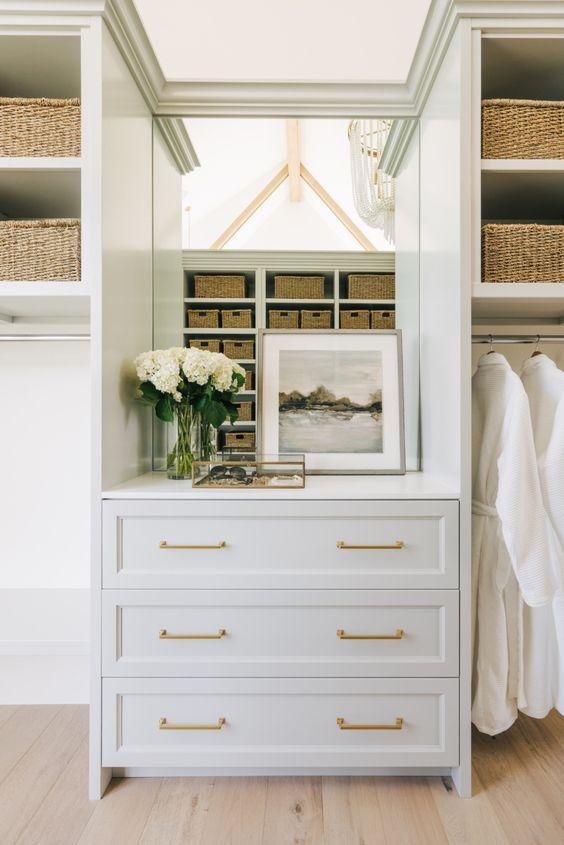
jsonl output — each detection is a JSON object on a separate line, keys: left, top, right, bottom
{"left": 258, "top": 330, "right": 405, "bottom": 475}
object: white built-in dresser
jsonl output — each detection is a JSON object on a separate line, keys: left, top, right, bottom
{"left": 101, "top": 476, "right": 460, "bottom": 776}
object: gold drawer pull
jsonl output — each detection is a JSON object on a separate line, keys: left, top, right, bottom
{"left": 159, "top": 628, "right": 226, "bottom": 640}
{"left": 337, "top": 540, "right": 404, "bottom": 550}
{"left": 337, "top": 628, "right": 404, "bottom": 640}
{"left": 337, "top": 717, "right": 404, "bottom": 731}
{"left": 159, "top": 540, "right": 226, "bottom": 550}
{"left": 159, "top": 717, "right": 226, "bottom": 731}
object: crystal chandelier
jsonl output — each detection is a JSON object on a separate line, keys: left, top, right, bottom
{"left": 349, "top": 119, "right": 395, "bottom": 243}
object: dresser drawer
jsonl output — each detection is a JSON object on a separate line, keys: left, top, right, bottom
{"left": 102, "top": 677, "right": 459, "bottom": 769}
{"left": 103, "top": 500, "right": 458, "bottom": 589}
{"left": 102, "top": 589, "right": 459, "bottom": 678}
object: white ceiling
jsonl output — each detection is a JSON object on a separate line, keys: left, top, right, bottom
{"left": 133, "top": 0, "right": 432, "bottom": 83}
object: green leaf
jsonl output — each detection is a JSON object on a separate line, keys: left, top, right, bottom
{"left": 138, "top": 381, "right": 160, "bottom": 405}
{"left": 156, "top": 395, "right": 174, "bottom": 423}
{"left": 205, "top": 400, "right": 228, "bottom": 428}
{"left": 194, "top": 394, "right": 210, "bottom": 414}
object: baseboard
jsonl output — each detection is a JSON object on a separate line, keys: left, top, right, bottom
{"left": 0, "top": 655, "right": 89, "bottom": 704}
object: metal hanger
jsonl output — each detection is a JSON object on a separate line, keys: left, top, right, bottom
{"left": 531, "top": 334, "right": 543, "bottom": 358}
{"left": 487, "top": 334, "right": 495, "bottom": 354}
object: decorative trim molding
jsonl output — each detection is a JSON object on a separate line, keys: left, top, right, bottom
{"left": 182, "top": 250, "right": 395, "bottom": 272}
{"left": 379, "top": 120, "right": 419, "bottom": 178}
{"left": 154, "top": 117, "right": 200, "bottom": 175}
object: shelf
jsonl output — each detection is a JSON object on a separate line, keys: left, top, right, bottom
{"left": 0, "top": 169, "right": 80, "bottom": 218}
{"left": 184, "top": 298, "right": 256, "bottom": 304}
{"left": 0, "top": 293, "right": 90, "bottom": 323}
{"left": 184, "top": 328, "right": 257, "bottom": 335}
{"left": 266, "top": 298, "right": 335, "bottom": 305}
{"left": 239, "top": 389, "right": 256, "bottom": 395}
{"left": 472, "top": 283, "right": 564, "bottom": 320}
{"left": 481, "top": 159, "right": 564, "bottom": 173}
{"left": 220, "top": 421, "right": 256, "bottom": 428}
{"left": 0, "top": 35, "right": 80, "bottom": 99}
{"left": 482, "top": 37, "right": 564, "bottom": 102}
{"left": 341, "top": 299, "right": 395, "bottom": 306}
{"left": 482, "top": 170, "right": 564, "bottom": 221}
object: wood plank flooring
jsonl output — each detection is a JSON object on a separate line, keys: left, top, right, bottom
{"left": 0, "top": 706, "right": 563, "bottom": 844}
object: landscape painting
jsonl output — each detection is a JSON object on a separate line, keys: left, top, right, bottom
{"left": 278, "top": 350, "right": 383, "bottom": 453}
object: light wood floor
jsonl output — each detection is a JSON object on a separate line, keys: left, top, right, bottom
{"left": 0, "top": 705, "right": 563, "bottom": 844}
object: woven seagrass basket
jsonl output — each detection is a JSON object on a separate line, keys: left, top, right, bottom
{"left": 222, "top": 309, "right": 253, "bottom": 328}
{"left": 482, "top": 99, "right": 564, "bottom": 159}
{"left": 0, "top": 97, "right": 80, "bottom": 157}
{"left": 189, "top": 339, "right": 221, "bottom": 353}
{"left": 274, "top": 275, "right": 325, "bottom": 299}
{"left": 269, "top": 310, "right": 300, "bottom": 329}
{"left": 187, "top": 309, "right": 219, "bottom": 328}
{"left": 194, "top": 275, "right": 246, "bottom": 298}
{"left": 371, "top": 310, "right": 395, "bottom": 329}
{"left": 223, "top": 339, "right": 254, "bottom": 359}
{"left": 244, "top": 370, "right": 254, "bottom": 390}
{"left": 225, "top": 431, "right": 255, "bottom": 450}
{"left": 347, "top": 274, "right": 395, "bottom": 299}
{"left": 301, "top": 310, "right": 332, "bottom": 329}
{"left": 235, "top": 401, "right": 253, "bottom": 421}
{"left": 0, "top": 219, "right": 80, "bottom": 281}
{"left": 482, "top": 223, "right": 564, "bottom": 283}
{"left": 340, "top": 310, "right": 370, "bottom": 329}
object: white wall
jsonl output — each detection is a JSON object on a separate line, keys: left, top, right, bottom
{"left": 0, "top": 339, "right": 90, "bottom": 703}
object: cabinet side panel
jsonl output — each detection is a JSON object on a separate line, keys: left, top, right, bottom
{"left": 101, "top": 21, "right": 153, "bottom": 490}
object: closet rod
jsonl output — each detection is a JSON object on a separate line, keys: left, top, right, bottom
{"left": 472, "top": 335, "right": 564, "bottom": 344}
{"left": 0, "top": 334, "right": 90, "bottom": 342}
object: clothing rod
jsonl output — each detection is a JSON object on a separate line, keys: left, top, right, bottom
{"left": 0, "top": 334, "right": 90, "bottom": 342}
{"left": 472, "top": 335, "right": 564, "bottom": 344}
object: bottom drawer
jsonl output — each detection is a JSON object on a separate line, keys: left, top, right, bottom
{"left": 102, "top": 678, "right": 459, "bottom": 769}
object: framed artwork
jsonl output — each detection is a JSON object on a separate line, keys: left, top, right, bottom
{"left": 258, "top": 330, "right": 405, "bottom": 475}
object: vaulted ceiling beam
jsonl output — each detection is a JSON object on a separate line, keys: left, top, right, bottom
{"left": 286, "top": 119, "right": 301, "bottom": 202}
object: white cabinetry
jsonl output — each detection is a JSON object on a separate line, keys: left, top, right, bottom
{"left": 100, "top": 496, "right": 460, "bottom": 775}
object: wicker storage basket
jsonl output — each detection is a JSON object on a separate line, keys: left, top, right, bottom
{"left": 274, "top": 275, "right": 325, "bottom": 299}
{"left": 0, "top": 218, "right": 80, "bottom": 281}
{"left": 244, "top": 369, "right": 254, "bottom": 390}
{"left": 482, "top": 99, "right": 564, "bottom": 159}
{"left": 301, "top": 310, "right": 332, "bottom": 329}
{"left": 223, "top": 339, "right": 254, "bottom": 359}
{"left": 235, "top": 401, "right": 253, "bottom": 421}
{"left": 0, "top": 97, "right": 81, "bottom": 157}
{"left": 225, "top": 431, "right": 255, "bottom": 450}
{"left": 482, "top": 223, "right": 564, "bottom": 283}
{"left": 222, "top": 309, "right": 253, "bottom": 328}
{"left": 269, "top": 309, "right": 300, "bottom": 329}
{"left": 371, "top": 310, "right": 395, "bottom": 329}
{"left": 194, "top": 275, "right": 246, "bottom": 298}
{"left": 347, "top": 274, "right": 395, "bottom": 299}
{"left": 187, "top": 309, "right": 219, "bottom": 328}
{"left": 189, "top": 338, "right": 221, "bottom": 353}
{"left": 340, "top": 310, "right": 370, "bottom": 329}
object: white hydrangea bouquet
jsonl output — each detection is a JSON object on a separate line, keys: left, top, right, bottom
{"left": 135, "top": 346, "right": 245, "bottom": 479}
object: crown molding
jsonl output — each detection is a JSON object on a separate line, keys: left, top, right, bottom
{"left": 379, "top": 120, "right": 419, "bottom": 178}
{"left": 154, "top": 117, "right": 200, "bottom": 174}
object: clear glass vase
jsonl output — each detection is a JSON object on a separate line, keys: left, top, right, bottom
{"left": 166, "top": 405, "right": 218, "bottom": 480}
{"left": 166, "top": 403, "right": 199, "bottom": 480}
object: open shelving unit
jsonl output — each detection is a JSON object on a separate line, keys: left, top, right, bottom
{"left": 182, "top": 250, "right": 396, "bottom": 449}
{"left": 472, "top": 33, "right": 564, "bottom": 323}
{"left": 0, "top": 31, "right": 90, "bottom": 330}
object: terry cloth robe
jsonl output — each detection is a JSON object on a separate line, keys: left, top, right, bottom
{"left": 520, "top": 353, "right": 564, "bottom": 718}
{"left": 472, "top": 352, "right": 558, "bottom": 735}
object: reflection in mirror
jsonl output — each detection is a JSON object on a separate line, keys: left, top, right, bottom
{"left": 153, "top": 117, "right": 420, "bottom": 472}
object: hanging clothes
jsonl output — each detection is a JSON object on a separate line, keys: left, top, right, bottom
{"left": 472, "top": 352, "right": 558, "bottom": 735}
{"left": 520, "top": 353, "right": 564, "bottom": 718}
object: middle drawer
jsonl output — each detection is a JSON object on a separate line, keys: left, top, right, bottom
{"left": 102, "top": 589, "right": 459, "bottom": 678}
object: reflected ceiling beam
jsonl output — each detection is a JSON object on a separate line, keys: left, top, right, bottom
{"left": 211, "top": 165, "right": 289, "bottom": 250}
{"left": 286, "top": 119, "right": 301, "bottom": 202}
{"left": 300, "top": 165, "right": 376, "bottom": 252}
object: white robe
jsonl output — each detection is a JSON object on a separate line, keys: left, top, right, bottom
{"left": 472, "top": 352, "right": 558, "bottom": 735}
{"left": 520, "top": 353, "right": 564, "bottom": 718}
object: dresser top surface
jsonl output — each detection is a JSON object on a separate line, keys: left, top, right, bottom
{"left": 102, "top": 472, "right": 460, "bottom": 501}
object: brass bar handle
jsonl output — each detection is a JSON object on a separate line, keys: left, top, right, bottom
{"left": 159, "top": 628, "right": 226, "bottom": 640}
{"left": 159, "top": 717, "right": 226, "bottom": 731}
{"left": 337, "top": 628, "right": 404, "bottom": 640}
{"left": 336, "top": 540, "right": 404, "bottom": 550}
{"left": 337, "top": 717, "right": 404, "bottom": 731}
{"left": 159, "top": 540, "right": 226, "bottom": 550}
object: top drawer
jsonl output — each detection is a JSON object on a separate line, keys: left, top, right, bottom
{"left": 103, "top": 500, "right": 458, "bottom": 589}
